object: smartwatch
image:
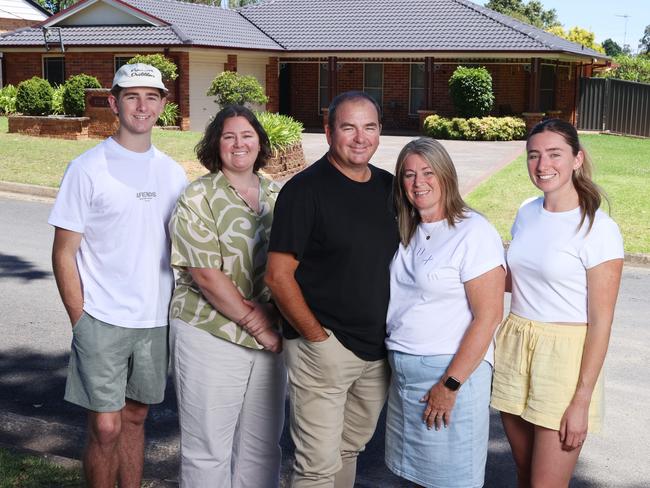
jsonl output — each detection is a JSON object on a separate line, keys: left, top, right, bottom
{"left": 443, "top": 376, "right": 461, "bottom": 391}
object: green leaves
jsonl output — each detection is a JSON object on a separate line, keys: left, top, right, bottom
{"left": 0, "top": 85, "right": 17, "bottom": 115}
{"left": 255, "top": 111, "right": 303, "bottom": 153}
{"left": 16, "top": 77, "right": 54, "bottom": 116}
{"left": 423, "top": 115, "right": 526, "bottom": 141}
{"left": 127, "top": 54, "right": 178, "bottom": 81}
{"left": 448, "top": 66, "right": 495, "bottom": 118}
{"left": 157, "top": 102, "right": 180, "bottom": 127}
{"left": 62, "top": 74, "right": 101, "bottom": 117}
{"left": 207, "top": 71, "right": 268, "bottom": 107}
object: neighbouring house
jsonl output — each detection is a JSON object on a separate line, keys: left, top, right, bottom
{"left": 0, "top": 0, "right": 607, "bottom": 132}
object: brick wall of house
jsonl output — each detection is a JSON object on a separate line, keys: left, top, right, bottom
{"left": 554, "top": 63, "right": 577, "bottom": 122}
{"left": 289, "top": 63, "right": 320, "bottom": 127}
{"left": 0, "top": 18, "right": 41, "bottom": 33}
{"left": 225, "top": 54, "right": 237, "bottom": 72}
{"left": 4, "top": 52, "right": 41, "bottom": 85}
{"left": 286, "top": 60, "right": 532, "bottom": 130}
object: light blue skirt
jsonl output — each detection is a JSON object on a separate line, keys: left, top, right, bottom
{"left": 385, "top": 352, "right": 492, "bottom": 488}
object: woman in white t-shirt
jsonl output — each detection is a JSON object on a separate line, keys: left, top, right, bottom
{"left": 385, "top": 137, "right": 505, "bottom": 488}
{"left": 491, "top": 119, "right": 624, "bottom": 487}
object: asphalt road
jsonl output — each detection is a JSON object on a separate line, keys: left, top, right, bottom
{"left": 1, "top": 193, "right": 649, "bottom": 487}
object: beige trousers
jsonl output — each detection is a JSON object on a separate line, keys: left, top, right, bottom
{"left": 285, "top": 331, "right": 389, "bottom": 488}
{"left": 170, "top": 318, "right": 287, "bottom": 488}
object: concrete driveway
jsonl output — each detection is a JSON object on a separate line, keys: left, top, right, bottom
{"left": 301, "top": 132, "right": 525, "bottom": 195}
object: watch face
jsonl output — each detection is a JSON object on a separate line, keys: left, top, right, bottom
{"left": 444, "top": 376, "right": 461, "bottom": 391}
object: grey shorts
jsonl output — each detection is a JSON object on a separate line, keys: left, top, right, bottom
{"left": 65, "top": 312, "right": 169, "bottom": 412}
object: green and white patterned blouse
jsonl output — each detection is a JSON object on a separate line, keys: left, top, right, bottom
{"left": 169, "top": 171, "right": 279, "bottom": 349}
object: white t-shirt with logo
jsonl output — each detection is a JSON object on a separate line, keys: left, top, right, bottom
{"left": 508, "top": 197, "right": 624, "bottom": 323}
{"left": 386, "top": 211, "right": 505, "bottom": 364}
{"left": 49, "top": 137, "right": 187, "bottom": 328}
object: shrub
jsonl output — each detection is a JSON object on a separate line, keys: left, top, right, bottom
{"left": 127, "top": 54, "right": 178, "bottom": 81}
{"left": 157, "top": 102, "right": 179, "bottom": 127}
{"left": 0, "top": 84, "right": 17, "bottom": 114}
{"left": 207, "top": 71, "right": 268, "bottom": 107}
{"left": 448, "top": 66, "right": 495, "bottom": 117}
{"left": 62, "top": 74, "right": 101, "bottom": 117}
{"left": 255, "top": 112, "right": 303, "bottom": 153}
{"left": 51, "top": 85, "right": 65, "bottom": 115}
{"left": 423, "top": 115, "right": 526, "bottom": 141}
{"left": 597, "top": 55, "right": 650, "bottom": 84}
{"left": 16, "top": 77, "right": 54, "bottom": 115}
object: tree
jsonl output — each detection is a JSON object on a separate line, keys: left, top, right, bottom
{"left": 639, "top": 25, "right": 650, "bottom": 55}
{"left": 597, "top": 55, "right": 650, "bottom": 84}
{"left": 34, "top": 0, "right": 78, "bottom": 14}
{"left": 602, "top": 39, "right": 623, "bottom": 57}
{"left": 448, "top": 66, "right": 495, "bottom": 118}
{"left": 127, "top": 54, "right": 178, "bottom": 81}
{"left": 485, "top": 0, "right": 560, "bottom": 29}
{"left": 207, "top": 71, "right": 268, "bottom": 107}
{"left": 547, "top": 26, "right": 605, "bottom": 53}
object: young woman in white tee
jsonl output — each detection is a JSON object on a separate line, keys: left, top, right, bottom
{"left": 491, "top": 119, "right": 624, "bottom": 487}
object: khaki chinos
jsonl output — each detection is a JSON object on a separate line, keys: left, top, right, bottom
{"left": 285, "top": 330, "right": 390, "bottom": 488}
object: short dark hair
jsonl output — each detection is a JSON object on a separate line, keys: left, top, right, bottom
{"left": 195, "top": 105, "right": 271, "bottom": 173}
{"left": 109, "top": 85, "right": 166, "bottom": 99}
{"left": 327, "top": 91, "right": 382, "bottom": 129}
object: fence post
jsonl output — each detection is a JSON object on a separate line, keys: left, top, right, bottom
{"left": 602, "top": 78, "right": 610, "bottom": 132}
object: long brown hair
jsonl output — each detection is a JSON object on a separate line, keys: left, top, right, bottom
{"left": 528, "top": 119, "right": 607, "bottom": 232}
{"left": 393, "top": 137, "right": 470, "bottom": 246}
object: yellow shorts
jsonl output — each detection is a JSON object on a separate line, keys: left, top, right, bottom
{"left": 490, "top": 313, "right": 603, "bottom": 433}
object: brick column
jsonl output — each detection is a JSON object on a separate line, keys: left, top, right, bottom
{"left": 84, "top": 88, "right": 118, "bottom": 138}
{"left": 266, "top": 56, "right": 279, "bottom": 113}
{"left": 175, "top": 52, "right": 191, "bottom": 130}
{"left": 522, "top": 112, "right": 545, "bottom": 134}
{"left": 327, "top": 56, "right": 338, "bottom": 104}
{"left": 224, "top": 54, "right": 237, "bottom": 72}
{"left": 425, "top": 57, "right": 435, "bottom": 110}
{"left": 527, "top": 58, "right": 542, "bottom": 113}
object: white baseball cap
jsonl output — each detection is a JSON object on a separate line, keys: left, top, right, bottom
{"left": 112, "top": 63, "right": 168, "bottom": 93}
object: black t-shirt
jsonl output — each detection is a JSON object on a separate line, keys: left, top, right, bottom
{"left": 269, "top": 156, "right": 399, "bottom": 361}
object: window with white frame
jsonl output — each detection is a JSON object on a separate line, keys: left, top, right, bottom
{"left": 364, "top": 63, "right": 383, "bottom": 108}
{"left": 410, "top": 63, "right": 426, "bottom": 114}
{"left": 43, "top": 56, "right": 65, "bottom": 86}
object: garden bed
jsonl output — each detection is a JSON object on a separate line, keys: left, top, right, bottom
{"left": 8, "top": 115, "right": 90, "bottom": 140}
{"left": 261, "top": 142, "right": 306, "bottom": 179}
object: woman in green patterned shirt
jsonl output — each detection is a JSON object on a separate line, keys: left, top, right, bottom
{"left": 168, "top": 105, "right": 286, "bottom": 487}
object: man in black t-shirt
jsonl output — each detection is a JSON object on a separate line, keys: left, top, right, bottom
{"left": 266, "top": 91, "right": 399, "bottom": 487}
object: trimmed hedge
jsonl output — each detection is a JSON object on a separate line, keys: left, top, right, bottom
{"left": 207, "top": 71, "right": 268, "bottom": 107}
{"left": 16, "top": 77, "right": 54, "bottom": 116}
{"left": 62, "top": 74, "right": 101, "bottom": 117}
{"left": 448, "top": 66, "right": 495, "bottom": 118}
{"left": 423, "top": 115, "right": 526, "bottom": 141}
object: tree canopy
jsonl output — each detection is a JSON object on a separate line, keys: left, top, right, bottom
{"left": 546, "top": 26, "right": 605, "bottom": 53}
{"left": 639, "top": 25, "right": 650, "bottom": 55}
{"left": 602, "top": 39, "right": 623, "bottom": 58}
{"left": 485, "top": 0, "right": 560, "bottom": 29}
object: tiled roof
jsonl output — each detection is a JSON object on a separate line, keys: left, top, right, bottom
{"left": 0, "top": 0, "right": 284, "bottom": 49}
{"left": 123, "top": 0, "right": 283, "bottom": 49}
{"left": 0, "top": 25, "right": 181, "bottom": 45}
{"left": 0, "top": 0, "right": 605, "bottom": 59}
{"left": 240, "top": 0, "right": 605, "bottom": 58}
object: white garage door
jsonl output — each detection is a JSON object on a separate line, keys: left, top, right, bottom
{"left": 238, "top": 61, "right": 268, "bottom": 113}
{"left": 189, "top": 55, "right": 224, "bottom": 132}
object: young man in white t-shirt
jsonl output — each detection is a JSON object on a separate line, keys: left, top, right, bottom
{"left": 49, "top": 64, "right": 187, "bottom": 488}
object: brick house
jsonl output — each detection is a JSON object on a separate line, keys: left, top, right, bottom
{"left": 0, "top": 0, "right": 607, "bottom": 132}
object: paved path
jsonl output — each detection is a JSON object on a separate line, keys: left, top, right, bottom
{"left": 2, "top": 136, "right": 649, "bottom": 486}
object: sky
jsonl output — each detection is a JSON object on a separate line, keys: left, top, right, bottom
{"left": 483, "top": 0, "right": 648, "bottom": 52}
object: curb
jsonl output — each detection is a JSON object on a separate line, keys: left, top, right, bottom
{"left": 0, "top": 181, "right": 58, "bottom": 199}
{"left": 1, "top": 181, "right": 649, "bottom": 267}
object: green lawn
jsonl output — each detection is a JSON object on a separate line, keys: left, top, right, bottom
{"left": 466, "top": 133, "right": 650, "bottom": 254}
{"left": 0, "top": 448, "right": 82, "bottom": 488}
{"left": 0, "top": 117, "right": 204, "bottom": 187}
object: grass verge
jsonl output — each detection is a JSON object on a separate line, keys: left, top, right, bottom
{"left": 466, "top": 133, "right": 650, "bottom": 254}
{"left": 0, "top": 448, "right": 82, "bottom": 488}
{"left": 0, "top": 117, "right": 206, "bottom": 187}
